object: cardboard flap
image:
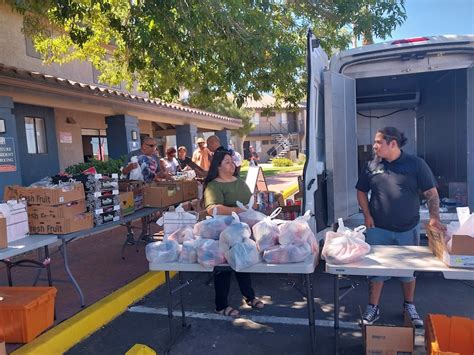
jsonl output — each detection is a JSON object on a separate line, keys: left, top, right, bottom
{"left": 451, "top": 235, "right": 474, "bottom": 255}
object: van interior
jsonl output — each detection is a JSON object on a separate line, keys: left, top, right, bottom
{"left": 355, "top": 68, "right": 469, "bottom": 208}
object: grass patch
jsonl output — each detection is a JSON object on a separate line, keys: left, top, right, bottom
{"left": 239, "top": 165, "right": 302, "bottom": 179}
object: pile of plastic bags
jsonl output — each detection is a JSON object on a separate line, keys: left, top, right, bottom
{"left": 321, "top": 218, "right": 370, "bottom": 265}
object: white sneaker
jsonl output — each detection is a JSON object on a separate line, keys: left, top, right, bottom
{"left": 404, "top": 302, "right": 424, "bottom": 328}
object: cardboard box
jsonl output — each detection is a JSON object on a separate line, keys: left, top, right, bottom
{"left": 29, "top": 213, "right": 93, "bottom": 234}
{"left": 426, "top": 225, "right": 474, "bottom": 268}
{"left": 119, "top": 191, "right": 135, "bottom": 216}
{"left": 179, "top": 180, "right": 199, "bottom": 201}
{"left": 143, "top": 183, "right": 183, "bottom": 208}
{"left": 0, "top": 216, "right": 7, "bottom": 249}
{"left": 118, "top": 180, "right": 144, "bottom": 198}
{"left": 27, "top": 200, "right": 86, "bottom": 220}
{"left": 365, "top": 325, "right": 414, "bottom": 355}
{"left": 0, "top": 200, "right": 29, "bottom": 243}
{"left": 5, "top": 184, "right": 85, "bottom": 205}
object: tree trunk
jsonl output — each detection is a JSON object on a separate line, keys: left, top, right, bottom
{"left": 232, "top": 134, "right": 246, "bottom": 156}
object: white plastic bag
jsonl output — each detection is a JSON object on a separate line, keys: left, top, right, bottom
{"left": 157, "top": 204, "right": 198, "bottom": 239}
{"left": 219, "top": 213, "right": 251, "bottom": 252}
{"left": 278, "top": 211, "right": 314, "bottom": 246}
{"left": 146, "top": 240, "right": 180, "bottom": 263}
{"left": 321, "top": 218, "right": 370, "bottom": 265}
{"left": 252, "top": 208, "right": 282, "bottom": 252}
{"left": 197, "top": 239, "right": 226, "bottom": 267}
{"left": 263, "top": 243, "right": 311, "bottom": 264}
{"left": 454, "top": 213, "right": 474, "bottom": 237}
{"left": 129, "top": 156, "right": 144, "bottom": 181}
{"left": 236, "top": 196, "right": 267, "bottom": 228}
{"left": 178, "top": 238, "right": 203, "bottom": 263}
{"left": 225, "top": 238, "right": 260, "bottom": 271}
{"left": 193, "top": 209, "right": 234, "bottom": 240}
{"left": 167, "top": 226, "right": 195, "bottom": 244}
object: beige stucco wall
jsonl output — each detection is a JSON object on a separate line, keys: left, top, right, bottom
{"left": 54, "top": 108, "right": 107, "bottom": 170}
{"left": 138, "top": 120, "right": 153, "bottom": 136}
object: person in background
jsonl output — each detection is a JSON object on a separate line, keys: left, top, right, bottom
{"left": 206, "top": 135, "right": 242, "bottom": 176}
{"left": 122, "top": 136, "right": 169, "bottom": 182}
{"left": 160, "top": 147, "right": 180, "bottom": 176}
{"left": 177, "top": 146, "right": 207, "bottom": 178}
{"left": 356, "top": 126, "right": 446, "bottom": 327}
{"left": 204, "top": 150, "right": 264, "bottom": 317}
{"left": 248, "top": 145, "right": 260, "bottom": 166}
{"left": 192, "top": 137, "right": 211, "bottom": 171}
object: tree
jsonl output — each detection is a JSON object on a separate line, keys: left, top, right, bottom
{"left": 6, "top": 0, "right": 406, "bottom": 108}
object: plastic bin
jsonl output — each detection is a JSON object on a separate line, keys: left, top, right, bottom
{"left": 425, "top": 314, "right": 474, "bottom": 355}
{"left": 0, "top": 287, "right": 57, "bottom": 343}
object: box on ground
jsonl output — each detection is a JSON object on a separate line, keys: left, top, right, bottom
{"left": 29, "top": 213, "right": 93, "bottom": 234}
{"left": 4, "top": 184, "right": 85, "bottom": 205}
{"left": 364, "top": 324, "right": 414, "bottom": 355}
{"left": 0, "top": 286, "right": 57, "bottom": 343}
{"left": 425, "top": 314, "right": 474, "bottom": 355}
{"left": 143, "top": 182, "right": 183, "bottom": 207}
{"left": 119, "top": 192, "right": 135, "bottom": 216}
{"left": 426, "top": 225, "right": 474, "bottom": 268}
{"left": 27, "top": 199, "right": 86, "bottom": 220}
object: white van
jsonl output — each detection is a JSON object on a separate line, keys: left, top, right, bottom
{"left": 304, "top": 32, "right": 474, "bottom": 235}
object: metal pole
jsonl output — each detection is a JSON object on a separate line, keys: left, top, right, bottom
{"left": 305, "top": 273, "right": 316, "bottom": 355}
{"left": 45, "top": 246, "right": 52, "bottom": 286}
{"left": 165, "top": 271, "right": 174, "bottom": 342}
{"left": 178, "top": 272, "right": 187, "bottom": 328}
{"left": 334, "top": 274, "right": 340, "bottom": 329}
{"left": 61, "top": 238, "right": 85, "bottom": 307}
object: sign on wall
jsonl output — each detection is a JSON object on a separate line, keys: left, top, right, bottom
{"left": 0, "top": 137, "right": 17, "bottom": 172}
{"left": 59, "top": 131, "right": 73, "bottom": 144}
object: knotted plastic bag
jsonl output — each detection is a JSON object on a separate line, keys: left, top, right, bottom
{"left": 129, "top": 156, "right": 144, "bottom": 181}
{"left": 278, "top": 211, "right": 314, "bottom": 246}
{"left": 146, "top": 239, "right": 180, "bottom": 263}
{"left": 167, "top": 225, "right": 195, "bottom": 244}
{"left": 236, "top": 196, "right": 267, "bottom": 228}
{"left": 321, "top": 218, "right": 370, "bottom": 265}
{"left": 193, "top": 208, "right": 234, "bottom": 240}
{"left": 252, "top": 207, "right": 282, "bottom": 252}
{"left": 225, "top": 238, "right": 260, "bottom": 271}
{"left": 219, "top": 213, "right": 251, "bottom": 253}
{"left": 178, "top": 238, "right": 204, "bottom": 263}
{"left": 263, "top": 243, "right": 311, "bottom": 264}
{"left": 197, "top": 239, "right": 226, "bottom": 267}
{"left": 157, "top": 204, "right": 198, "bottom": 238}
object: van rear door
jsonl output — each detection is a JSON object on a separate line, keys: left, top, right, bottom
{"left": 468, "top": 66, "right": 474, "bottom": 211}
{"left": 305, "top": 31, "right": 359, "bottom": 231}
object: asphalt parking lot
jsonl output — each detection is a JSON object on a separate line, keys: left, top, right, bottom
{"left": 68, "top": 241, "right": 474, "bottom": 355}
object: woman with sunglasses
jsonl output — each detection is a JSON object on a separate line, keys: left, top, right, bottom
{"left": 203, "top": 150, "right": 264, "bottom": 317}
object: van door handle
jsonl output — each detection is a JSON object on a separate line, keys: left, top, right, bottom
{"left": 307, "top": 178, "right": 315, "bottom": 190}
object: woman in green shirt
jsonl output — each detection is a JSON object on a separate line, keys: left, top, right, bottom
{"left": 204, "top": 150, "right": 264, "bottom": 317}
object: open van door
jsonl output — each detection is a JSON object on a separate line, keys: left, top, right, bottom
{"left": 324, "top": 70, "right": 359, "bottom": 224}
{"left": 468, "top": 66, "right": 474, "bottom": 212}
{"left": 303, "top": 31, "right": 328, "bottom": 235}
{"left": 304, "top": 30, "right": 359, "bottom": 233}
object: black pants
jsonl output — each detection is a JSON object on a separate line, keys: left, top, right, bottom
{"left": 214, "top": 271, "right": 255, "bottom": 311}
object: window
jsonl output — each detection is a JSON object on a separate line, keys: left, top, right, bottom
{"left": 25, "top": 34, "right": 42, "bottom": 59}
{"left": 262, "top": 140, "right": 269, "bottom": 145}
{"left": 81, "top": 129, "right": 108, "bottom": 161}
{"left": 25, "top": 117, "right": 47, "bottom": 154}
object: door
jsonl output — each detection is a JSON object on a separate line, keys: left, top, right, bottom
{"left": 467, "top": 66, "right": 474, "bottom": 211}
{"left": 324, "top": 70, "right": 358, "bottom": 224}
{"left": 13, "top": 103, "right": 59, "bottom": 185}
{"left": 303, "top": 31, "right": 329, "bottom": 234}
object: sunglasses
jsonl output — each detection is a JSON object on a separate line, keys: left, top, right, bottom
{"left": 145, "top": 144, "right": 157, "bottom": 148}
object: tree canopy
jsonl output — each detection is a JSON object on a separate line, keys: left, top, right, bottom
{"left": 6, "top": 0, "right": 406, "bottom": 107}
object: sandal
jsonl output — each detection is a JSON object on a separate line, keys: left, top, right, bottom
{"left": 216, "top": 306, "right": 240, "bottom": 317}
{"left": 246, "top": 298, "right": 264, "bottom": 309}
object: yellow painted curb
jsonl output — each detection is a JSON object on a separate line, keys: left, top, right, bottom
{"left": 125, "top": 344, "right": 157, "bottom": 355}
{"left": 282, "top": 183, "right": 299, "bottom": 200}
{"left": 12, "top": 271, "right": 174, "bottom": 355}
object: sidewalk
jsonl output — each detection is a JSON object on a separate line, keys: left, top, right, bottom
{"left": 2, "top": 171, "right": 301, "bottom": 353}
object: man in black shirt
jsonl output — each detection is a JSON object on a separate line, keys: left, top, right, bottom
{"left": 356, "top": 127, "right": 445, "bottom": 328}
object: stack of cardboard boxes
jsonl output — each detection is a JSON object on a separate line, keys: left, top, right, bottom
{"left": 81, "top": 174, "right": 121, "bottom": 225}
{"left": 4, "top": 183, "right": 93, "bottom": 234}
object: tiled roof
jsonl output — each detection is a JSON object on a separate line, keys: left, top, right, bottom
{"left": 0, "top": 63, "right": 242, "bottom": 125}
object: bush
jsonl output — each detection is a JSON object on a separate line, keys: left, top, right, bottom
{"left": 271, "top": 157, "right": 293, "bottom": 167}
{"left": 65, "top": 156, "right": 127, "bottom": 175}
{"left": 241, "top": 159, "right": 249, "bottom": 168}
{"left": 296, "top": 153, "right": 306, "bottom": 165}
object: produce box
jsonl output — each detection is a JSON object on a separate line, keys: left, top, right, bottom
{"left": 178, "top": 180, "right": 199, "bottom": 201}
{"left": 364, "top": 324, "right": 414, "bottom": 355}
{"left": 0, "top": 216, "right": 6, "bottom": 249}
{"left": 118, "top": 179, "right": 144, "bottom": 198}
{"left": 119, "top": 191, "right": 135, "bottom": 216}
{"left": 426, "top": 225, "right": 474, "bottom": 268}
{"left": 0, "top": 200, "right": 29, "bottom": 243}
{"left": 0, "top": 286, "right": 57, "bottom": 343}
{"left": 4, "top": 184, "right": 85, "bottom": 205}
{"left": 27, "top": 199, "right": 86, "bottom": 220}
{"left": 143, "top": 182, "right": 182, "bottom": 208}
{"left": 29, "top": 213, "right": 93, "bottom": 234}
{"left": 425, "top": 314, "right": 474, "bottom": 355}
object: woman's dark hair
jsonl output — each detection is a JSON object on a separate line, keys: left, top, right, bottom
{"left": 203, "top": 150, "right": 232, "bottom": 189}
{"left": 166, "top": 147, "right": 177, "bottom": 155}
{"left": 377, "top": 126, "right": 407, "bottom": 147}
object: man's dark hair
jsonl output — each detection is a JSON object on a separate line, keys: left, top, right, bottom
{"left": 378, "top": 127, "right": 407, "bottom": 147}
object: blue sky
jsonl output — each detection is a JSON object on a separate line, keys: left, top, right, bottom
{"left": 379, "top": 0, "right": 474, "bottom": 41}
